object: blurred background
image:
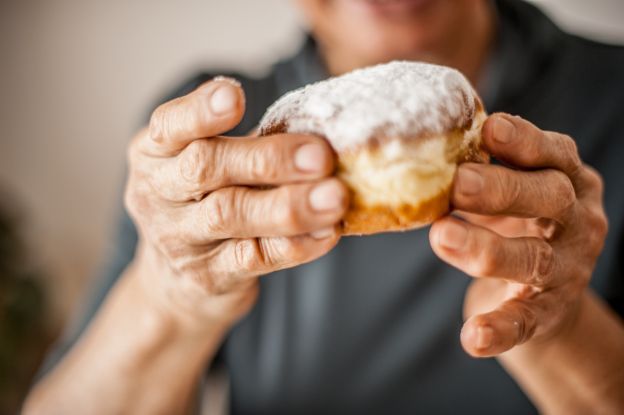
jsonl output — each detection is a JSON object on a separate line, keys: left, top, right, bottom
{"left": 1, "top": 0, "right": 623, "bottom": 412}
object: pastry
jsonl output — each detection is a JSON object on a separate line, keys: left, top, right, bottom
{"left": 258, "top": 61, "right": 488, "bottom": 235}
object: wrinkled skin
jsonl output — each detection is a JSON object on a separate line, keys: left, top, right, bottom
{"left": 124, "top": 75, "right": 608, "bottom": 357}
{"left": 23, "top": 2, "right": 623, "bottom": 414}
{"left": 124, "top": 78, "right": 349, "bottom": 330}
{"left": 431, "top": 114, "right": 608, "bottom": 356}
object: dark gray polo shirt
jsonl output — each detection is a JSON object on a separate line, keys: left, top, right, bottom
{"left": 44, "top": 1, "right": 624, "bottom": 413}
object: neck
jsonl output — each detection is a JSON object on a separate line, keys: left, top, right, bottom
{"left": 321, "top": 3, "right": 497, "bottom": 86}
{"left": 440, "top": 2, "right": 497, "bottom": 85}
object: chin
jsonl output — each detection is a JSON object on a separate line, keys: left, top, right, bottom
{"left": 298, "top": 0, "right": 463, "bottom": 66}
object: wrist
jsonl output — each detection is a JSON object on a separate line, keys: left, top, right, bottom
{"left": 130, "top": 242, "right": 256, "bottom": 336}
{"left": 497, "top": 290, "right": 624, "bottom": 413}
{"left": 29, "top": 259, "right": 235, "bottom": 414}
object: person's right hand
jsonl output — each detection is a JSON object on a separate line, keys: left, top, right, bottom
{"left": 125, "top": 77, "right": 348, "bottom": 330}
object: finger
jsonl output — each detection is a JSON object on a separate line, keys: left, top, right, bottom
{"left": 143, "top": 77, "right": 246, "bottom": 157}
{"left": 452, "top": 163, "right": 576, "bottom": 221}
{"left": 574, "top": 164, "right": 604, "bottom": 202}
{"left": 460, "top": 291, "right": 562, "bottom": 357}
{"left": 456, "top": 211, "right": 558, "bottom": 240}
{"left": 194, "top": 231, "right": 341, "bottom": 294}
{"left": 482, "top": 114, "right": 583, "bottom": 185}
{"left": 150, "top": 133, "right": 335, "bottom": 202}
{"left": 430, "top": 216, "right": 560, "bottom": 287}
{"left": 176, "top": 178, "right": 348, "bottom": 241}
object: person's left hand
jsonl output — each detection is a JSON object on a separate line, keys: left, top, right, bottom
{"left": 429, "top": 113, "right": 608, "bottom": 357}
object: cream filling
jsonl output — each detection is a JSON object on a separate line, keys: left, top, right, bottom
{"left": 339, "top": 137, "right": 457, "bottom": 208}
{"left": 338, "top": 108, "right": 486, "bottom": 209}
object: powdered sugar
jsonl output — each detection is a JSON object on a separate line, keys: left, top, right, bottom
{"left": 259, "top": 61, "right": 480, "bottom": 152}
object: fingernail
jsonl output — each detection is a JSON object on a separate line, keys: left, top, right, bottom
{"left": 457, "top": 167, "right": 483, "bottom": 195}
{"left": 309, "top": 181, "right": 343, "bottom": 212}
{"left": 310, "top": 227, "right": 335, "bottom": 239}
{"left": 477, "top": 325, "right": 494, "bottom": 349}
{"left": 210, "top": 84, "right": 238, "bottom": 115}
{"left": 494, "top": 116, "right": 515, "bottom": 144}
{"left": 295, "top": 143, "right": 326, "bottom": 173}
{"left": 212, "top": 75, "right": 241, "bottom": 88}
{"left": 438, "top": 221, "right": 468, "bottom": 250}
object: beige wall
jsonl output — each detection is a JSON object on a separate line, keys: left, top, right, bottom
{"left": 1, "top": 0, "right": 623, "bottom": 324}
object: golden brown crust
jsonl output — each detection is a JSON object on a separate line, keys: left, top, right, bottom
{"left": 341, "top": 188, "right": 451, "bottom": 235}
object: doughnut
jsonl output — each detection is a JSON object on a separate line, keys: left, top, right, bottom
{"left": 258, "top": 61, "right": 488, "bottom": 235}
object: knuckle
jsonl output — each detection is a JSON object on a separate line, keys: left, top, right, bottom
{"left": 233, "top": 238, "right": 263, "bottom": 272}
{"left": 258, "top": 238, "right": 282, "bottom": 268}
{"left": 148, "top": 103, "right": 170, "bottom": 143}
{"left": 528, "top": 240, "right": 554, "bottom": 286}
{"left": 586, "top": 208, "right": 608, "bottom": 254}
{"left": 471, "top": 236, "right": 499, "bottom": 277}
{"left": 558, "top": 133, "right": 578, "bottom": 156}
{"left": 559, "top": 134, "right": 582, "bottom": 173}
{"left": 234, "top": 237, "right": 303, "bottom": 273}
{"left": 491, "top": 169, "right": 519, "bottom": 212}
{"left": 513, "top": 301, "right": 537, "bottom": 344}
{"left": 550, "top": 170, "right": 576, "bottom": 216}
{"left": 248, "top": 142, "right": 280, "bottom": 181}
{"left": 585, "top": 165, "right": 604, "bottom": 195}
{"left": 202, "top": 190, "right": 235, "bottom": 236}
{"left": 177, "top": 140, "right": 216, "bottom": 198}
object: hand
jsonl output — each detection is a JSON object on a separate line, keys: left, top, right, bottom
{"left": 125, "top": 77, "right": 348, "bottom": 329}
{"left": 429, "top": 113, "right": 608, "bottom": 357}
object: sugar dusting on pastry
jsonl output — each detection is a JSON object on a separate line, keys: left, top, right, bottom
{"left": 259, "top": 61, "right": 478, "bottom": 152}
